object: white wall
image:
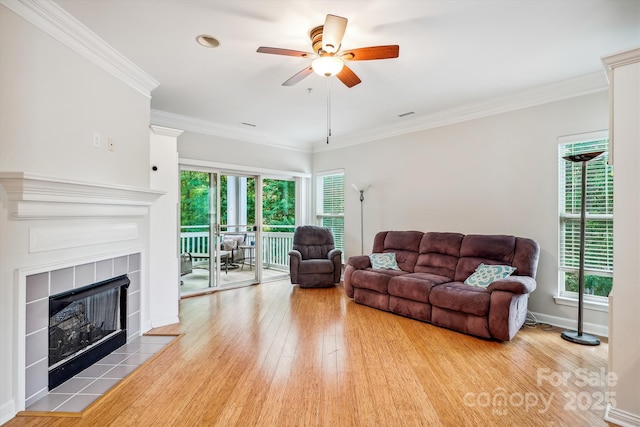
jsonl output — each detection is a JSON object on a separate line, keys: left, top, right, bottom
{"left": 178, "top": 131, "right": 312, "bottom": 175}
{"left": 0, "top": 5, "right": 154, "bottom": 421}
{"left": 313, "top": 91, "right": 610, "bottom": 330}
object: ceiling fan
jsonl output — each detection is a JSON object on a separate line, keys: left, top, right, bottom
{"left": 257, "top": 14, "right": 399, "bottom": 88}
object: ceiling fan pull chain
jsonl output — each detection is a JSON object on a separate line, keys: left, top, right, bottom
{"left": 327, "top": 78, "right": 332, "bottom": 144}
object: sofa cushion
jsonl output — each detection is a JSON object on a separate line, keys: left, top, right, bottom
{"left": 388, "top": 273, "right": 451, "bottom": 303}
{"left": 369, "top": 253, "right": 401, "bottom": 270}
{"left": 414, "top": 232, "right": 464, "bottom": 279}
{"left": 454, "top": 234, "right": 517, "bottom": 281}
{"left": 350, "top": 269, "right": 406, "bottom": 294}
{"left": 429, "top": 282, "right": 491, "bottom": 316}
{"left": 464, "top": 264, "right": 516, "bottom": 288}
{"left": 298, "top": 259, "right": 335, "bottom": 274}
{"left": 373, "top": 231, "right": 423, "bottom": 272}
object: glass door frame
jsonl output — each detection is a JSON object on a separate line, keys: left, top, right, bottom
{"left": 180, "top": 159, "right": 311, "bottom": 294}
{"left": 180, "top": 166, "right": 261, "bottom": 291}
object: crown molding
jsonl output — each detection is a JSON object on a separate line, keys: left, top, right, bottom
{"left": 313, "top": 71, "right": 609, "bottom": 152}
{"left": 150, "top": 109, "right": 312, "bottom": 153}
{"left": 0, "top": 0, "right": 158, "bottom": 98}
{"left": 601, "top": 47, "right": 640, "bottom": 82}
{"left": 154, "top": 71, "right": 607, "bottom": 154}
{"left": 0, "top": 172, "right": 164, "bottom": 219}
{"left": 150, "top": 125, "right": 184, "bottom": 138}
{"left": 601, "top": 47, "right": 640, "bottom": 70}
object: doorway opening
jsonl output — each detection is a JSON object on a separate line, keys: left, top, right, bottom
{"left": 179, "top": 169, "right": 296, "bottom": 296}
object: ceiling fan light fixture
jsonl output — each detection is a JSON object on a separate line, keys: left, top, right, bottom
{"left": 311, "top": 56, "right": 344, "bottom": 77}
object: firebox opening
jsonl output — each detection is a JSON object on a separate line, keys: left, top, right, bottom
{"left": 48, "top": 275, "right": 130, "bottom": 389}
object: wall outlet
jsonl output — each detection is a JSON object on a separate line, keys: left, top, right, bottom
{"left": 107, "top": 137, "right": 115, "bottom": 152}
{"left": 93, "top": 131, "right": 101, "bottom": 148}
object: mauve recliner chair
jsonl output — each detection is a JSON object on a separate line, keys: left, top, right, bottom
{"left": 289, "top": 226, "right": 342, "bottom": 288}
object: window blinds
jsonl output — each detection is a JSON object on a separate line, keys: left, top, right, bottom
{"left": 317, "top": 172, "right": 345, "bottom": 254}
{"left": 559, "top": 139, "right": 613, "bottom": 275}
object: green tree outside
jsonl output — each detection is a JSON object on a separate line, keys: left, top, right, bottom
{"left": 180, "top": 171, "right": 295, "bottom": 231}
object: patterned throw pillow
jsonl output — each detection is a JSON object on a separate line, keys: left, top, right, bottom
{"left": 369, "top": 253, "right": 401, "bottom": 270}
{"left": 464, "top": 263, "right": 516, "bottom": 288}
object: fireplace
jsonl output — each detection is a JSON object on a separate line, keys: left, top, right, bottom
{"left": 48, "top": 275, "right": 130, "bottom": 389}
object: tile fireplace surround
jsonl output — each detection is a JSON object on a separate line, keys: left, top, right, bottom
{"left": 0, "top": 172, "right": 166, "bottom": 415}
{"left": 24, "top": 254, "right": 142, "bottom": 408}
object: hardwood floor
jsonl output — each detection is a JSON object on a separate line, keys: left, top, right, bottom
{"left": 6, "top": 280, "right": 611, "bottom": 426}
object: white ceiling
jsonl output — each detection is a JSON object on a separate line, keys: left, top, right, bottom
{"left": 55, "top": 0, "right": 639, "bottom": 152}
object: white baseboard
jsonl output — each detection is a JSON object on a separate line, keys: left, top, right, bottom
{"left": 605, "top": 402, "right": 640, "bottom": 427}
{"left": 530, "top": 311, "right": 608, "bottom": 338}
{"left": 150, "top": 316, "right": 180, "bottom": 329}
{"left": 0, "top": 399, "right": 16, "bottom": 426}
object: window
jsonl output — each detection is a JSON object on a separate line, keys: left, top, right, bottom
{"left": 558, "top": 134, "right": 613, "bottom": 298}
{"left": 316, "top": 171, "right": 344, "bottom": 260}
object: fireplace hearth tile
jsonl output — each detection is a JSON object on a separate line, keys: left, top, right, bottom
{"left": 139, "top": 335, "right": 174, "bottom": 344}
{"left": 55, "top": 394, "right": 101, "bottom": 412}
{"left": 51, "top": 378, "right": 94, "bottom": 394}
{"left": 75, "top": 364, "right": 113, "bottom": 379}
{"left": 24, "top": 334, "right": 178, "bottom": 414}
{"left": 104, "top": 364, "right": 138, "bottom": 379}
{"left": 138, "top": 343, "right": 168, "bottom": 354}
{"left": 97, "top": 352, "right": 130, "bottom": 364}
{"left": 80, "top": 378, "right": 120, "bottom": 394}
{"left": 114, "top": 342, "right": 142, "bottom": 353}
{"left": 24, "top": 393, "right": 74, "bottom": 412}
{"left": 120, "top": 352, "right": 152, "bottom": 365}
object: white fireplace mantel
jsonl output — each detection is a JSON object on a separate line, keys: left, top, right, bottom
{"left": 0, "top": 172, "right": 165, "bottom": 219}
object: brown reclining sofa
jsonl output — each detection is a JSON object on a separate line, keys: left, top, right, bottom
{"left": 344, "top": 231, "right": 540, "bottom": 341}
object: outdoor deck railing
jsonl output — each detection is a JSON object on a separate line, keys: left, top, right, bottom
{"left": 180, "top": 226, "right": 294, "bottom": 271}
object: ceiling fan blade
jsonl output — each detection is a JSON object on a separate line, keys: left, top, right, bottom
{"left": 322, "top": 14, "right": 347, "bottom": 53}
{"left": 257, "top": 47, "right": 313, "bottom": 57}
{"left": 282, "top": 66, "right": 313, "bottom": 86}
{"left": 342, "top": 45, "right": 400, "bottom": 61}
{"left": 336, "top": 65, "right": 361, "bottom": 88}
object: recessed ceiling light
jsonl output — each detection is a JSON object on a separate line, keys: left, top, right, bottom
{"left": 196, "top": 35, "right": 220, "bottom": 48}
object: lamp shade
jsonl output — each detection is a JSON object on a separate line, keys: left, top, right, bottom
{"left": 312, "top": 56, "right": 344, "bottom": 77}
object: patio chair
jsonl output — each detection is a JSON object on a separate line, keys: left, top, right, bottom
{"left": 289, "top": 226, "right": 342, "bottom": 288}
{"left": 220, "top": 233, "right": 247, "bottom": 269}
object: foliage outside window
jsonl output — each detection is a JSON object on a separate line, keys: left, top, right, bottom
{"left": 180, "top": 170, "right": 295, "bottom": 232}
{"left": 262, "top": 178, "right": 296, "bottom": 232}
{"left": 316, "top": 171, "right": 345, "bottom": 259}
{"left": 558, "top": 137, "right": 613, "bottom": 298}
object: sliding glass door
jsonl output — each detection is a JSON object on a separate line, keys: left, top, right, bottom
{"left": 261, "top": 177, "right": 296, "bottom": 281}
{"left": 179, "top": 169, "right": 259, "bottom": 296}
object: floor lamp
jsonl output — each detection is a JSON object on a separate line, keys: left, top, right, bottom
{"left": 352, "top": 184, "right": 370, "bottom": 255}
{"left": 560, "top": 150, "right": 604, "bottom": 346}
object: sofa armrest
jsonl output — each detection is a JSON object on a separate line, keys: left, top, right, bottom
{"left": 289, "top": 250, "right": 302, "bottom": 284}
{"left": 328, "top": 248, "right": 342, "bottom": 261}
{"left": 487, "top": 276, "right": 537, "bottom": 294}
{"left": 347, "top": 255, "right": 371, "bottom": 270}
{"left": 328, "top": 249, "right": 343, "bottom": 283}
